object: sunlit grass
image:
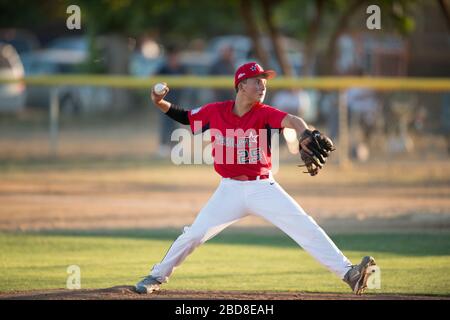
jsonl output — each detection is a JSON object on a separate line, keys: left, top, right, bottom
{"left": 1, "top": 230, "right": 449, "bottom": 296}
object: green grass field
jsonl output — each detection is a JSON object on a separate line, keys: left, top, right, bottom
{"left": 1, "top": 229, "right": 449, "bottom": 296}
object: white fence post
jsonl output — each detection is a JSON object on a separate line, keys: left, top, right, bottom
{"left": 338, "top": 90, "right": 350, "bottom": 168}
{"left": 49, "top": 88, "right": 60, "bottom": 158}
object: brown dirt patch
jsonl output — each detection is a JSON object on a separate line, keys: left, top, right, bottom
{"left": 0, "top": 286, "right": 447, "bottom": 300}
{"left": 0, "top": 162, "right": 449, "bottom": 233}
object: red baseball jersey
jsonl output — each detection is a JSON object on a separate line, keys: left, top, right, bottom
{"left": 187, "top": 100, "right": 288, "bottom": 178}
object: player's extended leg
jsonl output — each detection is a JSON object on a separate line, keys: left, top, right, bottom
{"left": 136, "top": 179, "right": 248, "bottom": 293}
{"left": 246, "top": 179, "right": 353, "bottom": 279}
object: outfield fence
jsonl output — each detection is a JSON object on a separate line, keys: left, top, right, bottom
{"left": 1, "top": 75, "right": 449, "bottom": 165}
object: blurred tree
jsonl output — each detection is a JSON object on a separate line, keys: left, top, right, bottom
{"left": 274, "top": 0, "right": 421, "bottom": 75}
{"left": 239, "top": 0, "right": 270, "bottom": 68}
{"left": 303, "top": 0, "right": 325, "bottom": 76}
{"left": 0, "top": 0, "right": 428, "bottom": 78}
{"left": 437, "top": 0, "right": 450, "bottom": 31}
{"left": 261, "top": 0, "right": 293, "bottom": 76}
{"left": 324, "top": 0, "right": 367, "bottom": 75}
{"left": 71, "top": 0, "right": 244, "bottom": 110}
{"left": 238, "top": 0, "right": 295, "bottom": 76}
{"left": 74, "top": 0, "right": 245, "bottom": 73}
{"left": 0, "top": 0, "right": 64, "bottom": 28}
{"left": 324, "top": 0, "right": 419, "bottom": 75}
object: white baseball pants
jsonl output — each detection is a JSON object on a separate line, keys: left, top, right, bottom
{"left": 150, "top": 174, "right": 352, "bottom": 283}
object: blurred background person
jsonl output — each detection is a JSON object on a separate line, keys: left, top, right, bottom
{"left": 155, "top": 44, "right": 187, "bottom": 158}
{"left": 209, "top": 45, "right": 235, "bottom": 101}
{"left": 346, "top": 69, "right": 381, "bottom": 161}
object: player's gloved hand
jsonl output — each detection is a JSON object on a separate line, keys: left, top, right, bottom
{"left": 151, "top": 82, "right": 170, "bottom": 105}
{"left": 298, "top": 129, "right": 335, "bottom": 176}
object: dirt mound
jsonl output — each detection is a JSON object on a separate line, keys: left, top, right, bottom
{"left": 0, "top": 286, "right": 446, "bottom": 300}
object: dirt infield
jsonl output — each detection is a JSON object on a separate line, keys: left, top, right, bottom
{"left": 0, "top": 161, "right": 449, "bottom": 233}
{"left": 0, "top": 286, "right": 447, "bottom": 300}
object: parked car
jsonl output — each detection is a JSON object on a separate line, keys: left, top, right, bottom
{"left": 0, "top": 43, "right": 26, "bottom": 113}
{"left": 46, "top": 36, "right": 88, "bottom": 52}
{"left": 21, "top": 41, "right": 113, "bottom": 114}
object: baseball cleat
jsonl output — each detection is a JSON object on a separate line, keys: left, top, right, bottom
{"left": 135, "top": 275, "right": 162, "bottom": 294}
{"left": 343, "top": 256, "right": 377, "bottom": 295}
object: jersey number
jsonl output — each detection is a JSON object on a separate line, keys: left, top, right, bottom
{"left": 237, "top": 148, "right": 260, "bottom": 164}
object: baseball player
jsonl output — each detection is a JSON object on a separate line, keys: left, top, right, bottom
{"left": 136, "top": 62, "right": 377, "bottom": 295}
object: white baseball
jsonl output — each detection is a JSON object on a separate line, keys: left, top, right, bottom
{"left": 154, "top": 83, "right": 167, "bottom": 95}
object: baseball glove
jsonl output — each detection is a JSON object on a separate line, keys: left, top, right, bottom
{"left": 298, "top": 129, "right": 335, "bottom": 176}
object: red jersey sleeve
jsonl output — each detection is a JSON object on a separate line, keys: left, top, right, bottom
{"left": 263, "top": 105, "right": 288, "bottom": 129}
{"left": 187, "top": 103, "right": 216, "bottom": 134}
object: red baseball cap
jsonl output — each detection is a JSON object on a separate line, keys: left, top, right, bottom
{"left": 234, "top": 62, "right": 276, "bottom": 89}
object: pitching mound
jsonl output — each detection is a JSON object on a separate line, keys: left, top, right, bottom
{"left": 0, "top": 286, "right": 446, "bottom": 300}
